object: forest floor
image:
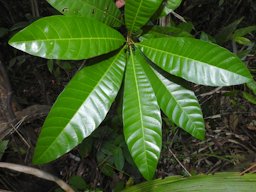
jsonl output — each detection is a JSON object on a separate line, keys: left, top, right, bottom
{"left": 0, "top": 1, "right": 256, "bottom": 192}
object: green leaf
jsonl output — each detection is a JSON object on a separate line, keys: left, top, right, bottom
{"left": 0, "top": 140, "right": 8, "bottom": 160}
{"left": 247, "top": 80, "right": 256, "bottom": 95}
{"left": 100, "top": 163, "right": 114, "bottom": 177}
{"left": 215, "top": 18, "right": 243, "bottom": 44}
{"left": 33, "top": 49, "right": 126, "bottom": 164}
{"left": 47, "top": 60, "right": 54, "bottom": 73}
{"left": 152, "top": 26, "right": 192, "bottom": 37}
{"left": 101, "top": 142, "right": 116, "bottom": 156}
{"left": 140, "top": 26, "right": 192, "bottom": 41}
{"left": 79, "top": 137, "right": 93, "bottom": 158}
{"left": 123, "top": 48, "right": 162, "bottom": 180}
{"left": 200, "top": 32, "right": 216, "bottom": 43}
{"left": 243, "top": 92, "right": 256, "bottom": 105}
{"left": 160, "top": 0, "right": 182, "bottom": 17}
{"left": 125, "top": 0, "right": 163, "bottom": 32}
{"left": 138, "top": 37, "right": 252, "bottom": 86}
{"left": 69, "top": 176, "right": 88, "bottom": 190}
{"left": 166, "top": 0, "right": 182, "bottom": 10}
{"left": 177, "top": 22, "right": 194, "bottom": 33}
{"left": 140, "top": 61, "right": 205, "bottom": 140}
{"left": 233, "top": 25, "right": 256, "bottom": 38}
{"left": 9, "top": 16, "right": 125, "bottom": 60}
{"left": 114, "top": 147, "right": 125, "bottom": 171}
{"left": 140, "top": 30, "right": 169, "bottom": 42}
{"left": 234, "top": 36, "right": 252, "bottom": 46}
{"left": 123, "top": 172, "right": 256, "bottom": 192}
{"left": 47, "top": 0, "right": 122, "bottom": 27}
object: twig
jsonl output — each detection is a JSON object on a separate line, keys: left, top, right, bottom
{"left": 78, "top": 60, "right": 87, "bottom": 70}
{"left": 0, "top": 162, "right": 74, "bottom": 192}
{"left": 240, "top": 163, "right": 256, "bottom": 175}
{"left": 168, "top": 148, "right": 192, "bottom": 176}
{"left": 205, "top": 114, "right": 222, "bottom": 119}
{"left": 170, "top": 11, "right": 187, "bottom": 23}
{"left": 198, "top": 87, "right": 223, "bottom": 97}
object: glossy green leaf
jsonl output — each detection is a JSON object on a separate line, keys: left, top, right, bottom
{"left": 47, "top": 0, "right": 122, "bottom": 27}
{"left": 152, "top": 26, "right": 192, "bottom": 37}
{"left": 9, "top": 16, "right": 125, "bottom": 60}
{"left": 125, "top": 0, "right": 163, "bottom": 32}
{"left": 139, "top": 30, "right": 169, "bottom": 42}
{"left": 123, "top": 48, "right": 162, "bottom": 180}
{"left": 160, "top": 0, "right": 182, "bottom": 17}
{"left": 166, "top": 0, "right": 182, "bottom": 10}
{"left": 123, "top": 172, "right": 256, "bottom": 192}
{"left": 140, "top": 26, "right": 192, "bottom": 41}
{"left": 178, "top": 22, "right": 195, "bottom": 33}
{"left": 33, "top": 49, "right": 126, "bottom": 164}
{"left": 138, "top": 37, "right": 252, "bottom": 86}
{"left": 140, "top": 61, "right": 205, "bottom": 139}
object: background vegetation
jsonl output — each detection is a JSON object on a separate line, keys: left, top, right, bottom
{"left": 0, "top": 0, "right": 255, "bottom": 191}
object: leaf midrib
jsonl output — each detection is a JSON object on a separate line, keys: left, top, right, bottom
{"left": 35, "top": 48, "right": 125, "bottom": 163}
{"left": 130, "top": 49, "right": 150, "bottom": 176}
{"left": 138, "top": 43, "right": 249, "bottom": 78}
{"left": 153, "top": 68, "right": 203, "bottom": 133}
{"left": 11, "top": 37, "right": 124, "bottom": 44}
{"left": 129, "top": 0, "right": 143, "bottom": 32}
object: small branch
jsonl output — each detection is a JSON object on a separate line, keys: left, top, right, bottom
{"left": 240, "top": 163, "right": 256, "bottom": 175}
{"left": 0, "top": 162, "right": 74, "bottom": 192}
{"left": 169, "top": 148, "right": 192, "bottom": 176}
{"left": 170, "top": 11, "right": 187, "bottom": 23}
{"left": 205, "top": 114, "right": 222, "bottom": 119}
{"left": 198, "top": 87, "right": 223, "bottom": 97}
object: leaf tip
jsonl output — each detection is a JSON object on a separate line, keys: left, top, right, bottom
{"left": 8, "top": 37, "right": 15, "bottom": 47}
{"left": 141, "top": 172, "right": 155, "bottom": 181}
{"left": 8, "top": 34, "right": 21, "bottom": 50}
{"left": 195, "top": 129, "right": 206, "bottom": 140}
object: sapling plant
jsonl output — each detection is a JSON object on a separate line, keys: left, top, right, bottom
{"left": 9, "top": 0, "right": 252, "bottom": 180}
